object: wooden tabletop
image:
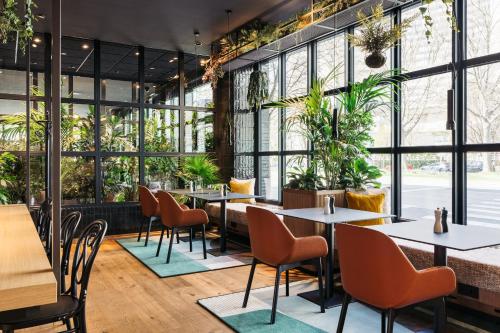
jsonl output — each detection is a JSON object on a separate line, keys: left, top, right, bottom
{"left": 0, "top": 204, "right": 57, "bottom": 312}
{"left": 371, "top": 221, "right": 500, "bottom": 251}
{"left": 167, "top": 189, "right": 262, "bottom": 202}
{"left": 275, "top": 207, "right": 393, "bottom": 225}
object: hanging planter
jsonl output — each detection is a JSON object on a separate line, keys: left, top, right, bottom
{"left": 247, "top": 67, "right": 269, "bottom": 111}
{"left": 0, "top": 0, "right": 37, "bottom": 55}
{"left": 348, "top": 3, "right": 415, "bottom": 69}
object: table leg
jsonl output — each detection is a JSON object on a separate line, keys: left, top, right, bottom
{"left": 219, "top": 200, "right": 227, "bottom": 252}
{"left": 433, "top": 245, "right": 447, "bottom": 333}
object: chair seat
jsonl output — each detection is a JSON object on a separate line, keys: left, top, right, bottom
{"left": 0, "top": 295, "right": 79, "bottom": 330}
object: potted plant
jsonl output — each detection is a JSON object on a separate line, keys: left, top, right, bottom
{"left": 348, "top": 3, "right": 415, "bottom": 68}
{"left": 177, "top": 154, "right": 220, "bottom": 188}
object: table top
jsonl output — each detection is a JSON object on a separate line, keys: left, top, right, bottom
{"left": 167, "top": 189, "right": 262, "bottom": 202}
{"left": 274, "top": 207, "right": 393, "bottom": 225}
{"left": 0, "top": 204, "right": 57, "bottom": 311}
{"left": 371, "top": 221, "right": 500, "bottom": 251}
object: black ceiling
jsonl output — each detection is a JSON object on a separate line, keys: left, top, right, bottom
{"left": 34, "top": 0, "right": 308, "bottom": 55}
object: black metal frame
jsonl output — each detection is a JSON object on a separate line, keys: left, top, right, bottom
{"left": 232, "top": 0, "right": 500, "bottom": 224}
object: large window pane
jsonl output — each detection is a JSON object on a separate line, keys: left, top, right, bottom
{"left": 285, "top": 47, "right": 308, "bottom": 98}
{"left": 317, "top": 33, "right": 346, "bottom": 90}
{"left": 401, "top": 74, "right": 451, "bottom": 146}
{"left": 285, "top": 155, "right": 308, "bottom": 184}
{"left": 260, "top": 58, "right": 279, "bottom": 102}
{"left": 370, "top": 154, "right": 392, "bottom": 213}
{"left": 62, "top": 156, "right": 95, "bottom": 204}
{"left": 101, "top": 79, "right": 139, "bottom": 103}
{"left": 284, "top": 108, "right": 307, "bottom": 151}
{"left": 401, "top": 3, "right": 451, "bottom": 72}
{"left": 467, "top": 152, "right": 500, "bottom": 228}
{"left": 184, "top": 54, "right": 213, "bottom": 108}
{"left": 29, "top": 156, "right": 46, "bottom": 206}
{"left": 0, "top": 152, "right": 25, "bottom": 204}
{"left": 145, "top": 157, "right": 178, "bottom": 190}
{"left": 0, "top": 100, "right": 27, "bottom": 150}
{"left": 233, "top": 67, "right": 252, "bottom": 112}
{"left": 259, "top": 108, "right": 280, "bottom": 152}
{"left": 259, "top": 155, "right": 280, "bottom": 201}
{"left": 62, "top": 104, "right": 95, "bottom": 151}
{"left": 144, "top": 108, "right": 179, "bottom": 152}
{"left": 100, "top": 106, "right": 139, "bottom": 152}
{"left": 62, "top": 75, "right": 94, "bottom": 100}
{"left": 0, "top": 69, "right": 26, "bottom": 95}
{"left": 402, "top": 153, "right": 452, "bottom": 220}
{"left": 467, "top": 0, "right": 500, "bottom": 59}
{"left": 185, "top": 82, "right": 213, "bottom": 108}
{"left": 144, "top": 48, "right": 179, "bottom": 106}
{"left": 102, "top": 156, "right": 138, "bottom": 202}
{"left": 184, "top": 111, "right": 214, "bottom": 152}
{"left": 234, "top": 155, "right": 255, "bottom": 179}
{"left": 466, "top": 63, "right": 500, "bottom": 144}
{"left": 367, "top": 86, "right": 392, "bottom": 148}
{"left": 234, "top": 112, "right": 254, "bottom": 153}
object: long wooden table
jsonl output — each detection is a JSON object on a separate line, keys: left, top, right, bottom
{"left": 0, "top": 204, "right": 57, "bottom": 312}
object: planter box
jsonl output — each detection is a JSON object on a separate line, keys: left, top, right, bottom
{"left": 282, "top": 188, "right": 346, "bottom": 238}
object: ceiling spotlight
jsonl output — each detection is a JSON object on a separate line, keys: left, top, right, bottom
{"left": 135, "top": 51, "right": 140, "bottom": 56}
{"left": 33, "top": 37, "right": 41, "bottom": 44}
{"left": 149, "top": 67, "right": 155, "bottom": 70}
{"left": 31, "top": 43, "right": 37, "bottom": 48}
{"left": 135, "top": 83, "right": 140, "bottom": 89}
{"left": 81, "top": 43, "right": 90, "bottom": 50}
{"left": 35, "top": 14, "right": 45, "bottom": 20}
{"left": 61, "top": 52, "right": 67, "bottom": 56}
{"left": 172, "top": 74, "right": 179, "bottom": 79}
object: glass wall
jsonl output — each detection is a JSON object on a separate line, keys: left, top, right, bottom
{"left": 0, "top": 35, "right": 214, "bottom": 205}
{"left": 232, "top": 0, "right": 500, "bottom": 227}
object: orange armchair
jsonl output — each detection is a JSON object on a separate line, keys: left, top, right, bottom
{"left": 138, "top": 185, "right": 165, "bottom": 246}
{"left": 243, "top": 206, "right": 328, "bottom": 324}
{"left": 335, "top": 223, "right": 456, "bottom": 333}
{"left": 156, "top": 191, "right": 209, "bottom": 263}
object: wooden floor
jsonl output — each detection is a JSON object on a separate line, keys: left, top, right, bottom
{"left": 21, "top": 233, "right": 311, "bottom": 333}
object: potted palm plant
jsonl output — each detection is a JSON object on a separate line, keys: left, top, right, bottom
{"left": 177, "top": 154, "right": 220, "bottom": 188}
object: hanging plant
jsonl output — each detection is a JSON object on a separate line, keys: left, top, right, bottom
{"left": 348, "top": 3, "right": 415, "bottom": 69}
{"left": 419, "top": 0, "right": 458, "bottom": 42}
{"left": 247, "top": 68, "right": 269, "bottom": 110}
{"left": 0, "top": 0, "right": 37, "bottom": 54}
{"left": 202, "top": 56, "right": 224, "bottom": 89}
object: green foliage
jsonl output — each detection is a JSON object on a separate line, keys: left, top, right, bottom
{"left": 0, "top": 0, "right": 37, "bottom": 53}
{"left": 178, "top": 154, "right": 220, "bottom": 185}
{"left": 0, "top": 152, "right": 19, "bottom": 203}
{"left": 247, "top": 69, "right": 269, "bottom": 110}
{"left": 144, "top": 110, "right": 177, "bottom": 152}
{"left": 102, "top": 157, "right": 138, "bottom": 202}
{"left": 285, "top": 165, "right": 324, "bottom": 191}
{"left": 61, "top": 157, "right": 94, "bottom": 203}
{"left": 419, "top": 0, "right": 458, "bottom": 42}
{"left": 341, "top": 158, "right": 382, "bottom": 190}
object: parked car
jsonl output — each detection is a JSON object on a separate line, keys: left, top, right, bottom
{"left": 420, "top": 162, "right": 451, "bottom": 172}
{"left": 467, "top": 161, "right": 483, "bottom": 173}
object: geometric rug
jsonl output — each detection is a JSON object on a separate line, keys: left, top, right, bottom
{"left": 198, "top": 280, "right": 414, "bottom": 333}
{"left": 117, "top": 234, "right": 252, "bottom": 278}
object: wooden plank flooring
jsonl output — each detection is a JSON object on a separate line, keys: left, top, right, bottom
{"left": 21, "top": 233, "right": 310, "bottom": 333}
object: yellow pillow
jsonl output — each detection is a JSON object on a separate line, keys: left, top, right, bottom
{"left": 229, "top": 178, "right": 256, "bottom": 204}
{"left": 345, "top": 191, "right": 385, "bottom": 226}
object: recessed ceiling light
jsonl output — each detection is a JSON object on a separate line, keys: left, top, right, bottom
{"left": 0, "top": 70, "right": 3, "bottom": 74}
{"left": 149, "top": 67, "right": 155, "bottom": 70}
{"left": 81, "top": 43, "right": 90, "bottom": 50}
{"left": 61, "top": 52, "right": 67, "bottom": 56}
{"left": 31, "top": 43, "right": 37, "bottom": 48}
{"left": 172, "top": 74, "right": 179, "bottom": 79}
{"left": 135, "top": 83, "right": 140, "bottom": 89}
{"left": 35, "top": 14, "right": 45, "bottom": 20}
{"left": 33, "top": 37, "right": 41, "bottom": 44}
{"left": 135, "top": 51, "right": 140, "bottom": 56}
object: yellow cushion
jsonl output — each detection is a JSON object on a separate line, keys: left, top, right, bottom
{"left": 229, "top": 178, "right": 256, "bottom": 204}
{"left": 345, "top": 191, "right": 385, "bottom": 226}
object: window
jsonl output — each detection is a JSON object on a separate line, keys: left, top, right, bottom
{"left": 144, "top": 108, "right": 179, "bottom": 152}
{"left": 100, "top": 106, "right": 139, "bottom": 152}
{"left": 284, "top": 108, "right": 308, "bottom": 151}
{"left": 144, "top": 157, "right": 178, "bottom": 190}
{"left": 62, "top": 103, "right": 95, "bottom": 151}
{"left": 234, "top": 155, "right": 255, "bottom": 179}
{"left": 466, "top": 63, "right": 500, "bottom": 144}
{"left": 62, "top": 76, "right": 94, "bottom": 100}
{"left": 317, "top": 33, "right": 346, "bottom": 90}
{"left": 466, "top": 152, "right": 500, "bottom": 228}
{"left": 184, "top": 111, "right": 214, "bottom": 153}
{"left": 261, "top": 58, "right": 279, "bottom": 102}
{"left": 185, "top": 82, "right": 213, "bottom": 108}
{"left": 0, "top": 69, "right": 27, "bottom": 95}
{"left": 285, "top": 155, "right": 308, "bottom": 184}
{"left": 401, "top": 153, "right": 452, "bottom": 220}
{"left": 0, "top": 100, "right": 27, "bottom": 151}
{"left": 234, "top": 112, "right": 254, "bottom": 153}
{"left": 285, "top": 47, "right": 308, "bottom": 98}
{"left": 144, "top": 49, "right": 179, "bottom": 106}
{"left": 259, "top": 108, "right": 280, "bottom": 152}
{"left": 259, "top": 155, "right": 280, "bottom": 201}
{"left": 62, "top": 157, "right": 95, "bottom": 204}
{"left": 401, "top": 74, "right": 452, "bottom": 146}
{"left": 401, "top": 3, "right": 451, "bottom": 72}
{"left": 102, "top": 156, "right": 139, "bottom": 202}
{"left": 467, "top": 0, "right": 500, "bottom": 59}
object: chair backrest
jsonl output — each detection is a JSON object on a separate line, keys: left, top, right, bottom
{"left": 246, "top": 206, "right": 295, "bottom": 265}
{"left": 336, "top": 223, "right": 418, "bottom": 308}
{"left": 138, "top": 185, "right": 159, "bottom": 218}
{"left": 36, "top": 198, "right": 52, "bottom": 239}
{"left": 60, "top": 211, "right": 82, "bottom": 292}
{"left": 66, "top": 220, "right": 107, "bottom": 307}
{"left": 156, "top": 191, "right": 184, "bottom": 227}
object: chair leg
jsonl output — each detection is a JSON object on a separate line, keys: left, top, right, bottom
{"left": 145, "top": 217, "right": 153, "bottom": 247}
{"left": 80, "top": 308, "right": 87, "bottom": 333}
{"left": 201, "top": 224, "right": 207, "bottom": 259}
{"left": 387, "top": 309, "right": 396, "bottom": 333}
{"left": 381, "top": 311, "right": 386, "bottom": 333}
{"left": 316, "top": 258, "right": 325, "bottom": 313}
{"left": 336, "top": 293, "right": 351, "bottom": 333}
{"left": 189, "top": 227, "right": 193, "bottom": 252}
{"left": 242, "top": 258, "right": 257, "bottom": 307}
{"left": 166, "top": 227, "right": 176, "bottom": 264}
{"left": 285, "top": 270, "right": 290, "bottom": 296}
{"left": 270, "top": 266, "right": 281, "bottom": 324}
{"left": 176, "top": 230, "right": 180, "bottom": 244}
{"left": 156, "top": 226, "right": 165, "bottom": 257}
{"left": 166, "top": 227, "right": 170, "bottom": 238}
{"left": 64, "top": 318, "right": 72, "bottom": 331}
{"left": 137, "top": 219, "right": 144, "bottom": 241}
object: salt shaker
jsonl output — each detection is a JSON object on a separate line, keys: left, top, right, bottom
{"left": 434, "top": 208, "right": 443, "bottom": 234}
{"left": 324, "top": 196, "right": 331, "bottom": 215}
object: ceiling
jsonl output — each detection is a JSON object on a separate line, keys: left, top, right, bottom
{"left": 34, "top": 0, "right": 309, "bottom": 55}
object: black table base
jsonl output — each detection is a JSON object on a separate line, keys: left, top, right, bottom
{"left": 298, "top": 289, "right": 345, "bottom": 309}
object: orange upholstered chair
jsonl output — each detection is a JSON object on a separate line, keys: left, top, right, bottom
{"left": 138, "top": 185, "right": 166, "bottom": 246}
{"left": 243, "top": 206, "right": 328, "bottom": 324}
{"left": 156, "top": 191, "right": 208, "bottom": 263}
{"left": 335, "top": 223, "right": 456, "bottom": 333}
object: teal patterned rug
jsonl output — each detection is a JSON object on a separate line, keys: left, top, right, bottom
{"left": 117, "top": 234, "right": 252, "bottom": 278}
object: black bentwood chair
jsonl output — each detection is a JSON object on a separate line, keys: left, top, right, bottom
{"left": 36, "top": 199, "right": 52, "bottom": 255}
{"left": 0, "top": 220, "right": 108, "bottom": 333}
{"left": 60, "top": 211, "right": 82, "bottom": 292}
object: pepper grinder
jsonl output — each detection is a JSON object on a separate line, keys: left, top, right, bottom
{"left": 434, "top": 208, "right": 443, "bottom": 234}
{"left": 324, "top": 196, "right": 331, "bottom": 215}
{"left": 329, "top": 195, "right": 336, "bottom": 214}
{"left": 441, "top": 207, "right": 449, "bottom": 233}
